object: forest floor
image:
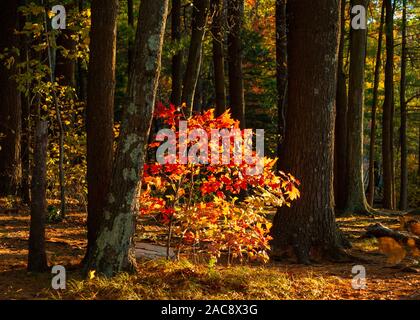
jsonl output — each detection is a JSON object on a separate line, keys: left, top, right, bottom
{"left": 0, "top": 201, "right": 420, "bottom": 300}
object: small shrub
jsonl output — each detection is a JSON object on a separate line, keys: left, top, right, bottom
{"left": 139, "top": 104, "right": 300, "bottom": 264}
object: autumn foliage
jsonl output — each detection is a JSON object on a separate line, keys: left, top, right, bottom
{"left": 139, "top": 104, "right": 300, "bottom": 263}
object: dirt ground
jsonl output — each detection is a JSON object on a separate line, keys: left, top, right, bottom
{"left": 0, "top": 206, "right": 419, "bottom": 300}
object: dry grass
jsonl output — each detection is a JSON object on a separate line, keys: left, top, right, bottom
{"left": 48, "top": 260, "right": 337, "bottom": 300}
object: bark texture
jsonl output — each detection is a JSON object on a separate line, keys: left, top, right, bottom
{"left": 271, "top": 0, "right": 344, "bottom": 263}
{"left": 345, "top": 0, "right": 370, "bottom": 214}
{"left": 85, "top": 0, "right": 118, "bottom": 260}
{"left": 86, "top": 0, "right": 169, "bottom": 277}
{"left": 367, "top": 1, "right": 385, "bottom": 206}
{"left": 334, "top": 0, "right": 348, "bottom": 211}
{"left": 28, "top": 120, "right": 48, "bottom": 272}
{"left": 399, "top": 0, "right": 408, "bottom": 210}
{"left": 211, "top": 0, "right": 227, "bottom": 116}
{"left": 171, "top": 0, "right": 182, "bottom": 106}
{"left": 382, "top": 0, "right": 395, "bottom": 209}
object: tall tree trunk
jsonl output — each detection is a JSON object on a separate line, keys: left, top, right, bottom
{"left": 399, "top": 0, "right": 407, "bottom": 210}
{"left": 344, "top": 0, "right": 370, "bottom": 214}
{"left": 86, "top": 0, "right": 169, "bottom": 277}
{"left": 128, "top": 0, "right": 135, "bottom": 74}
{"left": 334, "top": 0, "right": 348, "bottom": 211}
{"left": 271, "top": 0, "right": 345, "bottom": 263}
{"left": 367, "top": 1, "right": 385, "bottom": 207}
{"left": 211, "top": 0, "right": 226, "bottom": 116}
{"left": 28, "top": 120, "right": 48, "bottom": 272}
{"left": 276, "top": 0, "right": 287, "bottom": 154}
{"left": 181, "top": 0, "right": 210, "bottom": 114}
{"left": 21, "top": 92, "right": 31, "bottom": 204}
{"left": 85, "top": 0, "right": 118, "bottom": 261}
{"left": 382, "top": 0, "right": 395, "bottom": 209}
{"left": 19, "top": 0, "right": 31, "bottom": 204}
{"left": 0, "top": 0, "right": 21, "bottom": 196}
{"left": 171, "top": 0, "right": 182, "bottom": 106}
{"left": 227, "top": 0, "right": 245, "bottom": 128}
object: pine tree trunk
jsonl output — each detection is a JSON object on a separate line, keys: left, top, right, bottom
{"left": 21, "top": 93, "right": 31, "bottom": 204}
{"left": 382, "top": 0, "right": 395, "bottom": 209}
{"left": 182, "top": 0, "right": 210, "bottom": 114}
{"left": 19, "top": 3, "right": 31, "bottom": 204}
{"left": 128, "top": 0, "right": 135, "bottom": 74}
{"left": 171, "top": 0, "right": 182, "bottom": 106}
{"left": 85, "top": 0, "right": 118, "bottom": 261}
{"left": 28, "top": 120, "right": 48, "bottom": 273}
{"left": 334, "top": 0, "right": 348, "bottom": 211}
{"left": 86, "top": 0, "right": 169, "bottom": 277}
{"left": 367, "top": 1, "right": 384, "bottom": 207}
{"left": 0, "top": 0, "right": 21, "bottom": 196}
{"left": 345, "top": 0, "right": 370, "bottom": 214}
{"left": 271, "top": 0, "right": 345, "bottom": 263}
{"left": 211, "top": 0, "right": 226, "bottom": 116}
{"left": 399, "top": 0, "right": 408, "bottom": 210}
{"left": 227, "top": 0, "right": 245, "bottom": 128}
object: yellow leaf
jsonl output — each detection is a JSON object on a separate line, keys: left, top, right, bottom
{"left": 286, "top": 185, "right": 300, "bottom": 201}
{"left": 88, "top": 270, "right": 96, "bottom": 280}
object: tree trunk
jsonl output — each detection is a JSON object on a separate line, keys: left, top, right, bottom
{"left": 0, "top": 0, "right": 21, "bottom": 196}
{"left": 171, "top": 0, "right": 182, "bottom": 106}
{"left": 276, "top": 0, "right": 287, "bottom": 154}
{"left": 399, "top": 0, "right": 408, "bottom": 210}
{"left": 227, "top": 0, "right": 245, "bottom": 128}
{"left": 21, "top": 92, "right": 31, "bottom": 204}
{"left": 28, "top": 120, "right": 48, "bottom": 273}
{"left": 86, "top": 0, "right": 169, "bottom": 277}
{"left": 334, "top": 0, "right": 348, "bottom": 211}
{"left": 271, "top": 0, "right": 345, "bottom": 263}
{"left": 382, "top": 0, "right": 395, "bottom": 209}
{"left": 181, "top": 0, "right": 210, "bottom": 114}
{"left": 344, "top": 0, "right": 370, "bottom": 214}
{"left": 367, "top": 1, "right": 385, "bottom": 207}
{"left": 211, "top": 0, "right": 226, "bottom": 116}
{"left": 364, "top": 223, "right": 420, "bottom": 249}
{"left": 128, "top": 0, "right": 135, "bottom": 74}
{"left": 85, "top": 0, "right": 118, "bottom": 261}
{"left": 19, "top": 3, "right": 31, "bottom": 204}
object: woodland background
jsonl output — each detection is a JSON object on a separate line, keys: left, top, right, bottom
{"left": 0, "top": 0, "right": 419, "bottom": 300}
